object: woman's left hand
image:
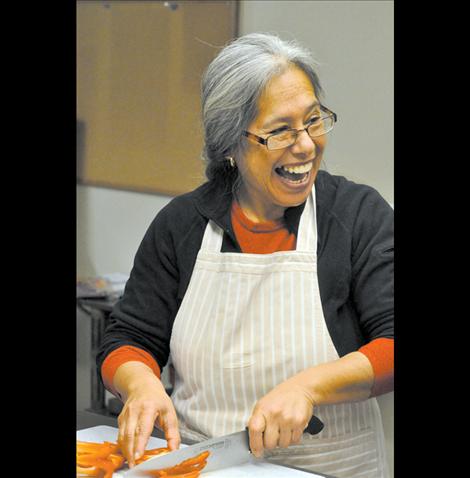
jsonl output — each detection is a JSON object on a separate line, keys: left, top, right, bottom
{"left": 247, "top": 379, "right": 315, "bottom": 458}
{"left": 247, "top": 352, "right": 376, "bottom": 457}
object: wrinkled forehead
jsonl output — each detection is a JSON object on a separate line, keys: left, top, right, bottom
{"left": 254, "top": 66, "right": 318, "bottom": 125}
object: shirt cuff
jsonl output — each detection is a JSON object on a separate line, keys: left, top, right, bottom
{"left": 358, "top": 337, "right": 394, "bottom": 397}
{"left": 101, "top": 345, "right": 161, "bottom": 398}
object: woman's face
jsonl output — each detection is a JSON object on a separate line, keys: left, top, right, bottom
{"left": 236, "top": 66, "right": 326, "bottom": 222}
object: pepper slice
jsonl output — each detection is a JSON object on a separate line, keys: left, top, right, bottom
{"left": 135, "top": 446, "right": 170, "bottom": 465}
{"left": 77, "top": 441, "right": 119, "bottom": 454}
{"left": 77, "top": 456, "right": 117, "bottom": 478}
{"left": 76, "top": 441, "right": 209, "bottom": 477}
{"left": 77, "top": 441, "right": 124, "bottom": 477}
{"left": 146, "top": 450, "right": 210, "bottom": 477}
{"left": 76, "top": 464, "right": 99, "bottom": 476}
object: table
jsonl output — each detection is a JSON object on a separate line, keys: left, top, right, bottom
{"left": 76, "top": 411, "right": 336, "bottom": 477}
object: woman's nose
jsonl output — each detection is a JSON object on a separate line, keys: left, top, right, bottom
{"left": 291, "top": 129, "right": 316, "bottom": 157}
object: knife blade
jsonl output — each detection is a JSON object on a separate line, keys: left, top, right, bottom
{"left": 124, "top": 429, "right": 250, "bottom": 476}
{"left": 124, "top": 415, "right": 324, "bottom": 476}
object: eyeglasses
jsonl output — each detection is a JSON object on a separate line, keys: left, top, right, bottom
{"left": 242, "top": 105, "right": 337, "bottom": 151}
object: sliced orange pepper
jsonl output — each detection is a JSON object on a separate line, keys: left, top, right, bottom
{"left": 77, "top": 455, "right": 103, "bottom": 467}
{"left": 77, "top": 456, "right": 116, "bottom": 477}
{"left": 156, "top": 472, "right": 201, "bottom": 478}
{"left": 146, "top": 450, "right": 209, "bottom": 477}
{"left": 144, "top": 447, "right": 171, "bottom": 455}
{"left": 77, "top": 448, "right": 121, "bottom": 477}
{"left": 158, "top": 459, "right": 207, "bottom": 474}
{"left": 159, "top": 471, "right": 202, "bottom": 478}
{"left": 135, "top": 446, "right": 170, "bottom": 465}
{"left": 177, "top": 451, "right": 209, "bottom": 467}
{"left": 77, "top": 440, "right": 117, "bottom": 452}
{"left": 76, "top": 464, "right": 99, "bottom": 476}
{"left": 96, "top": 457, "right": 116, "bottom": 478}
{"left": 77, "top": 441, "right": 120, "bottom": 461}
{"left": 77, "top": 459, "right": 108, "bottom": 475}
{"left": 163, "top": 463, "right": 206, "bottom": 474}
{"left": 108, "top": 452, "right": 125, "bottom": 469}
{"left": 76, "top": 440, "right": 208, "bottom": 478}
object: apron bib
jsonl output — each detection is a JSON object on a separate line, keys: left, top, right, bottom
{"left": 169, "top": 188, "right": 389, "bottom": 478}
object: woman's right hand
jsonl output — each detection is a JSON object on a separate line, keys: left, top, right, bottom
{"left": 113, "top": 361, "right": 181, "bottom": 468}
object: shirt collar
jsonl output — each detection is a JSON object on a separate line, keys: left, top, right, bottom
{"left": 193, "top": 180, "right": 306, "bottom": 235}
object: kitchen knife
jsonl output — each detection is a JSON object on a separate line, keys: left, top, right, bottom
{"left": 124, "top": 415, "right": 324, "bottom": 476}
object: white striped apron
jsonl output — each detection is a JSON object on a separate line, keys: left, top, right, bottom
{"left": 169, "top": 188, "right": 389, "bottom": 478}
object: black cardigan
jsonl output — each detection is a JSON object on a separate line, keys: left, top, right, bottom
{"left": 97, "top": 170, "right": 394, "bottom": 378}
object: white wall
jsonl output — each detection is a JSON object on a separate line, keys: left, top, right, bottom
{"left": 77, "top": 185, "right": 172, "bottom": 278}
{"left": 240, "top": 0, "right": 394, "bottom": 204}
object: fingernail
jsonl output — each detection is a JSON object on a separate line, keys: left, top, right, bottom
{"left": 134, "top": 451, "right": 141, "bottom": 460}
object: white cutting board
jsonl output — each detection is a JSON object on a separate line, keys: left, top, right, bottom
{"left": 77, "top": 426, "right": 323, "bottom": 477}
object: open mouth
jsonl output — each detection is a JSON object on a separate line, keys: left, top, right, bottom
{"left": 274, "top": 161, "right": 313, "bottom": 184}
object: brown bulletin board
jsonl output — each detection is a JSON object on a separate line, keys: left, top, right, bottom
{"left": 77, "top": 0, "right": 238, "bottom": 196}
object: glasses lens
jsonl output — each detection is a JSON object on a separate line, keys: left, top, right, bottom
{"left": 307, "top": 116, "right": 334, "bottom": 137}
{"left": 266, "top": 114, "right": 336, "bottom": 150}
{"left": 267, "top": 131, "right": 296, "bottom": 150}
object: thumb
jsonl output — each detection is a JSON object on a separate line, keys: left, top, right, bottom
{"left": 247, "top": 412, "right": 266, "bottom": 458}
{"left": 160, "top": 411, "right": 181, "bottom": 451}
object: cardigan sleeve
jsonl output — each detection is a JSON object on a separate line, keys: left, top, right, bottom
{"left": 350, "top": 186, "right": 394, "bottom": 342}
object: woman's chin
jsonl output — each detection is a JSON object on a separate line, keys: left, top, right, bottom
{"left": 271, "top": 169, "right": 316, "bottom": 207}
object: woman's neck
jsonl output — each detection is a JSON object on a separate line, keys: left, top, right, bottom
{"left": 235, "top": 189, "right": 286, "bottom": 224}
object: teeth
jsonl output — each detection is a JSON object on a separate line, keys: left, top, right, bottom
{"left": 281, "top": 162, "right": 313, "bottom": 174}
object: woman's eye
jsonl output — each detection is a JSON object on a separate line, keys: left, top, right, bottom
{"left": 269, "top": 126, "right": 289, "bottom": 135}
{"left": 308, "top": 116, "right": 321, "bottom": 125}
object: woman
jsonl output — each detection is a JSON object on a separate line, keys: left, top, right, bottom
{"left": 97, "top": 33, "right": 393, "bottom": 478}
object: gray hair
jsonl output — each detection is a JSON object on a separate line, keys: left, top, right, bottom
{"left": 201, "top": 32, "right": 323, "bottom": 191}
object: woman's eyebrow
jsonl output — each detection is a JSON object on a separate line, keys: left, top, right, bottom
{"left": 261, "top": 101, "right": 320, "bottom": 130}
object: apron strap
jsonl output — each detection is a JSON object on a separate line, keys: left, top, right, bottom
{"left": 200, "top": 218, "right": 224, "bottom": 252}
{"left": 295, "top": 185, "right": 318, "bottom": 253}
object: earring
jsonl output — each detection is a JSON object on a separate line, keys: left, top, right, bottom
{"left": 226, "top": 156, "right": 236, "bottom": 168}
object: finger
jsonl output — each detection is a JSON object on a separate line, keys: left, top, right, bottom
{"left": 278, "top": 428, "right": 293, "bottom": 448}
{"left": 263, "top": 421, "right": 280, "bottom": 450}
{"left": 291, "top": 427, "right": 303, "bottom": 444}
{"left": 118, "top": 412, "right": 139, "bottom": 468}
{"left": 133, "top": 410, "right": 158, "bottom": 463}
{"left": 159, "top": 409, "right": 181, "bottom": 451}
{"left": 247, "top": 414, "right": 266, "bottom": 458}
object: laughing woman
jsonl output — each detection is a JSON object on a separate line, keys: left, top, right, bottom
{"left": 97, "top": 33, "right": 393, "bottom": 478}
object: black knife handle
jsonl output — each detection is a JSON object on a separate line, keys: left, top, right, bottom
{"left": 304, "top": 415, "right": 324, "bottom": 435}
{"left": 245, "top": 415, "right": 324, "bottom": 444}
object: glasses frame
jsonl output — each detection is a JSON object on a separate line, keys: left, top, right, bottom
{"left": 242, "top": 105, "right": 337, "bottom": 150}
